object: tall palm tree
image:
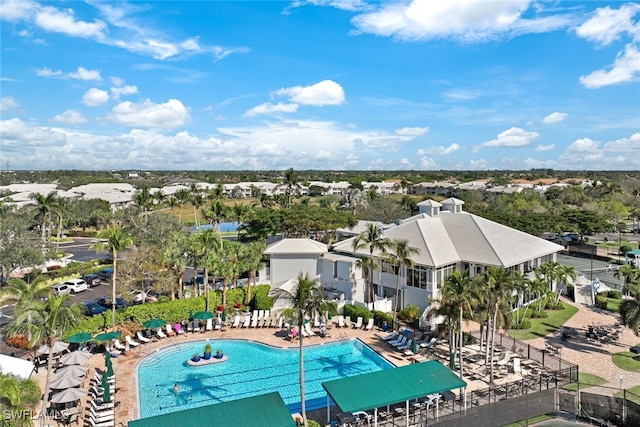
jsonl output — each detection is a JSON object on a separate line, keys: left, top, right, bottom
{"left": 230, "top": 202, "right": 249, "bottom": 233}
{"left": 269, "top": 273, "right": 333, "bottom": 427}
{"left": 193, "top": 229, "right": 222, "bottom": 311}
{"left": 7, "top": 295, "right": 82, "bottom": 427}
{"left": 620, "top": 287, "right": 640, "bottom": 336}
{"left": 161, "top": 232, "right": 189, "bottom": 299}
{"left": 52, "top": 196, "right": 69, "bottom": 252}
{"left": 245, "top": 240, "right": 266, "bottom": 304}
{"left": 191, "top": 192, "right": 204, "bottom": 228}
{"left": 436, "top": 270, "right": 480, "bottom": 379}
{"left": 282, "top": 167, "right": 301, "bottom": 207}
{"left": 352, "top": 223, "right": 390, "bottom": 304}
{"left": 204, "top": 199, "right": 229, "bottom": 236}
{"left": 385, "top": 239, "right": 419, "bottom": 329}
{"left": 0, "top": 373, "right": 41, "bottom": 427}
{"left": 91, "top": 226, "right": 134, "bottom": 327}
{"left": 614, "top": 265, "right": 640, "bottom": 295}
{"left": 483, "top": 266, "right": 516, "bottom": 384}
{"left": 0, "top": 278, "right": 50, "bottom": 311}
{"left": 553, "top": 264, "right": 577, "bottom": 306}
{"left": 175, "top": 189, "right": 191, "bottom": 223}
{"left": 31, "top": 192, "right": 58, "bottom": 243}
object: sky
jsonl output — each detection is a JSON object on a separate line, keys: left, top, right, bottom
{"left": 0, "top": 0, "right": 639, "bottom": 172}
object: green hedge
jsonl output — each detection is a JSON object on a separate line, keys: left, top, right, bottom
{"left": 372, "top": 310, "right": 393, "bottom": 329}
{"left": 343, "top": 304, "right": 373, "bottom": 323}
{"left": 595, "top": 294, "right": 608, "bottom": 310}
{"left": 248, "top": 285, "right": 273, "bottom": 311}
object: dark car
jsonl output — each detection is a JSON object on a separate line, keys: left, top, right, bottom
{"left": 97, "top": 295, "right": 126, "bottom": 309}
{"left": 97, "top": 268, "right": 113, "bottom": 281}
{"left": 84, "top": 301, "right": 108, "bottom": 316}
{"left": 81, "top": 273, "right": 102, "bottom": 287}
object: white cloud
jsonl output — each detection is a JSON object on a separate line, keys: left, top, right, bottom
{"left": 475, "top": 127, "right": 539, "bottom": 151}
{"left": 294, "top": 0, "right": 370, "bottom": 13}
{"left": 604, "top": 132, "right": 640, "bottom": 152}
{"left": 419, "top": 156, "right": 438, "bottom": 168}
{"left": 274, "top": 80, "right": 345, "bottom": 106}
{"left": 442, "top": 88, "right": 486, "bottom": 101}
{"left": 566, "top": 137, "right": 599, "bottom": 153}
{"left": 395, "top": 126, "right": 428, "bottom": 136}
{"left": 349, "top": 0, "right": 569, "bottom": 43}
{"left": 579, "top": 44, "right": 640, "bottom": 88}
{"left": 542, "top": 112, "right": 568, "bottom": 124}
{"left": 35, "top": 66, "right": 102, "bottom": 81}
{"left": 107, "top": 99, "right": 190, "bottom": 128}
{"left": 0, "top": 96, "right": 20, "bottom": 112}
{"left": 110, "top": 84, "right": 138, "bottom": 100}
{"left": 535, "top": 144, "right": 555, "bottom": 152}
{"left": 35, "top": 5, "right": 107, "bottom": 39}
{"left": 417, "top": 143, "right": 460, "bottom": 156}
{"left": 574, "top": 4, "right": 640, "bottom": 47}
{"left": 244, "top": 102, "right": 299, "bottom": 117}
{"left": 52, "top": 110, "right": 87, "bottom": 125}
{"left": 0, "top": 0, "right": 38, "bottom": 22}
{"left": 82, "top": 88, "right": 110, "bottom": 107}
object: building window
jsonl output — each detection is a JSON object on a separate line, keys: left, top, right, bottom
{"left": 382, "top": 262, "right": 398, "bottom": 275}
{"left": 407, "top": 265, "right": 428, "bottom": 289}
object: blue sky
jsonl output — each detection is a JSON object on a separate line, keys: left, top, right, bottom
{"left": 1, "top": 0, "right": 639, "bottom": 171}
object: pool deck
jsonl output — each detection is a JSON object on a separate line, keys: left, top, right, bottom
{"left": 26, "top": 297, "right": 640, "bottom": 426}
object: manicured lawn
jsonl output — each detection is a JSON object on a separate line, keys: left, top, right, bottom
{"left": 605, "top": 297, "right": 621, "bottom": 313}
{"left": 612, "top": 351, "right": 640, "bottom": 373}
{"left": 562, "top": 373, "right": 607, "bottom": 391}
{"left": 614, "top": 384, "right": 640, "bottom": 405}
{"left": 509, "top": 302, "right": 579, "bottom": 341}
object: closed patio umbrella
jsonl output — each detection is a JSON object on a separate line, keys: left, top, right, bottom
{"left": 38, "top": 341, "right": 69, "bottom": 355}
{"left": 221, "top": 310, "right": 226, "bottom": 323}
{"left": 55, "top": 365, "right": 88, "bottom": 379}
{"left": 101, "top": 371, "right": 111, "bottom": 403}
{"left": 49, "top": 374, "right": 84, "bottom": 390}
{"left": 59, "top": 350, "right": 91, "bottom": 366}
{"left": 105, "top": 352, "right": 114, "bottom": 377}
{"left": 50, "top": 388, "right": 88, "bottom": 404}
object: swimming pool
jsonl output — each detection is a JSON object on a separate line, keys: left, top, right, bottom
{"left": 136, "top": 339, "right": 392, "bottom": 418}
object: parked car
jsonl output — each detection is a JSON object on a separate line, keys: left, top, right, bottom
{"left": 97, "top": 268, "right": 113, "bottom": 281}
{"left": 64, "top": 278, "right": 88, "bottom": 293}
{"left": 97, "top": 295, "right": 126, "bottom": 309}
{"left": 129, "top": 290, "right": 159, "bottom": 304}
{"left": 83, "top": 301, "right": 108, "bottom": 316}
{"left": 51, "top": 283, "right": 71, "bottom": 296}
{"left": 81, "top": 273, "right": 101, "bottom": 287}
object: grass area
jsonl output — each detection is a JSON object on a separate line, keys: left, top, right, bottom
{"left": 509, "top": 302, "right": 579, "bottom": 341}
{"left": 562, "top": 373, "right": 608, "bottom": 391}
{"left": 596, "top": 240, "right": 639, "bottom": 250}
{"left": 605, "top": 297, "right": 621, "bottom": 313}
{"left": 612, "top": 351, "right": 640, "bottom": 373}
{"left": 502, "top": 414, "right": 553, "bottom": 427}
{"left": 614, "top": 384, "right": 640, "bottom": 405}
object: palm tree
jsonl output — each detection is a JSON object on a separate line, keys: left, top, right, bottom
{"left": 553, "top": 264, "right": 577, "bottom": 306}
{"left": 7, "top": 295, "right": 82, "bottom": 427}
{"left": 31, "top": 192, "right": 58, "bottom": 242}
{"left": 245, "top": 240, "right": 266, "bottom": 304}
{"left": 91, "top": 226, "right": 134, "bottom": 327}
{"left": 52, "top": 196, "right": 70, "bottom": 252}
{"left": 352, "top": 223, "right": 390, "bottom": 304}
{"left": 204, "top": 199, "right": 229, "bottom": 236}
{"left": 0, "top": 278, "right": 50, "bottom": 311}
{"left": 483, "top": 266, "right": 516, "bottom": 384}
{"left": 161, "top": 232, "right": 189, "bottom": 300}
{"left": 436, "top": 270, "right": 480, "bottom": 379}
{"left": 193, "top": 229, "right": 222, "bottom": 311}
{"left": 269, "top": 273, "right": 333, "bottom": 427}
{"left": 230, "top": 202, "right": 249, "bottom": 232}
{"left": 175, "top": 189, "right": 191, "bottom": 222}
{"left": 620, "top": 288, "right": 640, "bottom": 336}
{"left": 385, "top": 239, "right": 419, "bottom": 329}
{"left": 191, "top": 192, "right": 204, "bottom": 228}
{"left": 397, "top": 195, "right": 416, "bottom": 217}
{"left": 0, "top": 373, "right": 41, "bottom": 427}
{"left": 614, "top": 265, "right": 640, "bottom": 295}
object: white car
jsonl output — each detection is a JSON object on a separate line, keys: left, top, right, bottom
{"left": 64, "top": 278, "right": 88, "bottom": 293}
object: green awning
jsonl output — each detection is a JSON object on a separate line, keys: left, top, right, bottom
{"left": 128, "top": 392, "right": 296, "bottom": 427}
{"left": 323, "top": 360, "right": 466, "bottom": 413}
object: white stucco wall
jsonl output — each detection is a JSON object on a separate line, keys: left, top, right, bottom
{"left": 270, "top": 254, "right": 322, "bottom": 286}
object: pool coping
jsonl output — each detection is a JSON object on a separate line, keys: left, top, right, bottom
{"left": 133, "top": 336, "right": 396, "bottom": 419}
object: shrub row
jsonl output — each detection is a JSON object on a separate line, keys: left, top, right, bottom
{"left": 343, "top": 304, "right": 373, "bottom": 323}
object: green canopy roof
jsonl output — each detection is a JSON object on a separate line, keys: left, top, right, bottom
{"left": 128, "top": 392, "right": 295, "bottom": 427}
{"left": 627, "top": 249, "right": 640, "bottom": 256}
{"left": 322, "top": 360, "right": 466, "bottom": 413}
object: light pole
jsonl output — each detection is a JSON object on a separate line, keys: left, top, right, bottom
{"left": 620, "top": 374, "right": 623, "bottom": 390}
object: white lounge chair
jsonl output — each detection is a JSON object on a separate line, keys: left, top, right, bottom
{"left": 231, "top": 315, "right": 240, "bottom": 328}
{"left": 113, "top": 340, "right": 126, "bottom": 352}
{"left": 344, "top": 316, "right": 352, "bottom": 328}
{"left": 305, "top": 322, "right": 315, "bottom": 337}
{"left": 125, "top": 335, "right": 139, "bottom": 347}
{"left": 337, "top": 315, "right": 345, "bottom": 328}
{"left": 205, "top": 318, "right": 213, "bottom": 331}
{"left": 389, "top": 335, "right": 407, "bottom": 347}
{"left": 136, "top": 331, "right": 150, "bottom": 343}
{"left": 497, "top": 353, "right": 511, "bottom": 369}
{"left": 513, "top": 357, "right": 523, "bottom": 374}
{"left": 214, "top": 317, "right": 222, "bottom": 331}
{"left": 277, "top": 316, "right": 284, "bottom": 329}
{"left": 420, "top": 337, "right": 437, "bottom": 349}
{"left": 397, "top": 339, "right": 413, "bottom": 351}
{"left": 156, "top": 328, "right": 167, "bottom": 339}
{"left": 364, "top": 318, "right": 374, "bottom": 331}
{"left": 353, "top": 317, "right": 363, "bottom": 329}
{"left": 250, "top": 315, "right": 258, "bottom": 328}
{"left": 382, "top": 331, "right": 398, "bottom": 341}
{"left": 165, "top": 324, "right": 176, "bottom": 337}
{"left": 89, "top": 399, "right": 114, "bottom": 410}
{"left": 192, "top": 320, "right": 200, "bottom": 333}
{"left": 86, "top": 418, "right": 114, "bottom": 427}
{"left": 241, "top": 315, "right": 250, "bottom": 328}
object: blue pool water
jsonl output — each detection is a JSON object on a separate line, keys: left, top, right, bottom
{"left": 136, "top": 339, "right": 392, "bottom": 418}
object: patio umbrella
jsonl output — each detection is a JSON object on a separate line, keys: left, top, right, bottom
{"left": 94, "top": 331, "right": 122, "bottom": 342}
{"left": 412, "top": 340, "right": 419, "bottom": 355}
{"left": 49, "top": 374, "right": 84, "bottom": 390}
{"left": 37, "top": 341, "right": 69, "bottom": 355}
{"left": 49, "top": 388, "right": 88, "bottom": 404}
{"left": 143, "top": 318, "right": 165, "bottom": 329}
{"left": 192, "top": 311, "right": 213, "bottom": 320}
{"left": 66, "top": 332, "right": 93, "bottom": 344}
{"left": 105, "top": 353, "right": 114, "bottom": 377}
{"left": 55, "top": 365, "right": 88, "bottom": 379}
{"left": 101, "top": 371, "right": 111, "bottom": 403}
{"left": 221, "top": 310, "right": 226, "bottom": 323}
{"left": 59, "top": 350, "right": 91, "bottom": 366}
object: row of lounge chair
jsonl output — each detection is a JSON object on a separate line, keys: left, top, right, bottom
{"left": 85, "top": 368, "right": 117, "bottom": 427}
{"left": 333, "top": 315, "right": 374, "bottom": 331}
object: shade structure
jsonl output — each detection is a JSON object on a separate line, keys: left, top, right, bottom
{"left": 49, "top": 374, "right": 84, "bottom": 390}
{"left": 59, "top": 350, "right": 91, "bottom": 366}
{"left": 66, "top": 332, "right": 93, "bottom": 344}
{"left": 192, "top": 311, "right": 214, "bottom": 320}
{"left": 101, "top": 371, "right": 111, "bottom": 403}
{"left": 37, "top": 341, "right": 69, "bottom": 355}
{"left": 143, "top": 318, "right": 166, "bottom": 329}
{"left": 55, "top": 365, "right": 88, "bottom": 379}
{"left": 94, "top": 331, "right": 122, "bottom": 342}
{"left": 105, "top": 352, "right": 114, "bottom": 377}
{"left": 50, "top": 388, "right": 88, "bottom": 404}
